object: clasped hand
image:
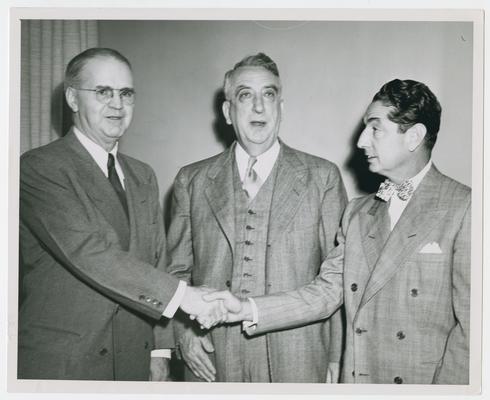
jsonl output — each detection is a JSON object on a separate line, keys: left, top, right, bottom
{"left": 180, "top": 286, "right": 251, "bottom": 329}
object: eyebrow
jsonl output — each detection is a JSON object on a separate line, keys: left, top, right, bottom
{"left": 233, "top": 84, "right": 280, "bottom": 97}
{"left": 364, "top": 116, "right": 380, "bottom": 124}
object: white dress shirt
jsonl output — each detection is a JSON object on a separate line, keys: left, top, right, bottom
{"left": 388, "top": 160, "right": 432, "bottom": 230}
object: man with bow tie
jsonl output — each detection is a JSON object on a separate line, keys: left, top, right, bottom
{"left": 166, "top": 53, "right": 347, "bottom": 382}
{"left": 207, "top": 78, "right": 471, "bottom": 384}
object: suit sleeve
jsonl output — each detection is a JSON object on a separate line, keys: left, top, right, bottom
{"left": 20, "top": 153, "right": 180, "bottom": 321}
{"left": 246, "top": 164, "right": 348, "bottom": 336}
{"left": 165, "top": 170, "right": 201, "bottom": 344}
{"left": 433, "top": 199, "right": 471, "bottom": 384}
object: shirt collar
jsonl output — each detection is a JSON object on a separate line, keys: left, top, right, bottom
{"left": 235, "top": 140, "right": 281, "bottom": 182}
{"left": 409, "top": 159, "right": 432, "bottom": 192}
{"left": 73, "top": 127, "right": 120, "bottom": 177}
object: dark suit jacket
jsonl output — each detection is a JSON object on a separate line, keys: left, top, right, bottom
{"left": 18, "top": 129, "right": 179, "bottom": 380}
{"left": 167, "top": 142, "right": 347, "bottom": 382}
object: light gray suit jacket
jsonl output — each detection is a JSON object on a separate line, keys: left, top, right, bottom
{"left": 167, "top": 142, "right": 347, "bottom": 382}
{"left": 18, "top": 129, "right": 179, "bottom": 380}
{"left": 248, "top": 165, "right": 471, "bottom": 384}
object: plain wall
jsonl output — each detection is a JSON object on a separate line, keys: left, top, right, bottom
{"left": 98, "top": 20, "right": 473, "bottom": 206}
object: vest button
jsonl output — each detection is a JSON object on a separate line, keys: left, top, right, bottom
{"left": 247, "top": 209, "right": 256, "bottom": 215}
{"left": 355, "top": 327, "right": 363, "bottom": 335}
{"left": 411, "top": 288, "right": 418, "bottom": 297}
{"left": 246, "top": 225, "right": 254, "bottom": 230}
{"left": 396, "top": 331, "right": 406, "bottom": 340}
{"left": 241, "top": 289, "right": 250, "bottom": 295}
{"left": 99, "top": 348, "right": 108, "bottom": 356}
{"left": 352, "top": 370, "right": 355, "bottom": 377}
{"left": 245, "top": 240, "right": 253, "bottom": 245}
{"left": 394, "top": 376, "right": 403, "bottom": 384}
{"left": 244, "top": 256, "right": 252, "bottom": 261}
{"left": 225, "top": 280, "right": 231, "bottom": 288}
{"left": 351, "top": 283, "right": 358, "bottom": 292}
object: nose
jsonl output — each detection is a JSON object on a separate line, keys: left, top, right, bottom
{"left": 252, "top": 95, "right": 264, "bottom": 113}
{"left": 357, "top": 127, "right": 370, "bottom": 149}
{"left": 108, "top": 90, "right": 123, "bottom": 109}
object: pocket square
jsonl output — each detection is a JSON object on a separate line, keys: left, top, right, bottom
{"left": 419, "top": 241, "right": 442, "bottom": 254}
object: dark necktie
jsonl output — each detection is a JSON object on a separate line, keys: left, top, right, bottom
{"left": 107, "top": 153, "right": 129, "bottom": 218}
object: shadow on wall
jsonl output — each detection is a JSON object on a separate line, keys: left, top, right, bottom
{"left": 162, "top": 88, "right": 235, "bottom": 228}
{"left": 51, "top": 82, "right": 73, "bottom": 138}
{"left": 345, "top": 119, "right": 384, "bottom": 195}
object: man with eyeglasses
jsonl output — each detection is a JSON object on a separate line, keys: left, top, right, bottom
{"left": 18, "top": 48, "right": 226, "bottom": 381}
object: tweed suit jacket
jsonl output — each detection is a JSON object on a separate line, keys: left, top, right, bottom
{"left": 18, "top": 129, "right": 179, "bottom": 380}
{"left": 166, "top": 142, "right": 347, "bottom": 382}
{"left": 339, "top": 165, "right": 471, "bottom": 384}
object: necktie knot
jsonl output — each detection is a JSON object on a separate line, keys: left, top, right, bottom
{"left": 376, "top": 179, "right": 414, "bottom": 202}
{"left": 107, "top": 153, "right": 116, "bottom": 169}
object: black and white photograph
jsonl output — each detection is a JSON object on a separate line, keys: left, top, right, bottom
{"left": 3, "top": 4, "right": 485, "bottom": 399}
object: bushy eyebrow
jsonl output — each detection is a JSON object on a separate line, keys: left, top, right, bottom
{"left": 233, "top": 84, "right": 279, "bottom": 97}
{"left": 364, "top": 116, "right": 380, "bottom": 125}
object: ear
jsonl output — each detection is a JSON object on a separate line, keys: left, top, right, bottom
{"left": 65, "top": 87, "right": 79, "bottom": 113}
{"left": 222, "top": 100, "right": 232, "bottom": 125}
{"left": 406, "top": 123, "right": 427, "bottom": 152}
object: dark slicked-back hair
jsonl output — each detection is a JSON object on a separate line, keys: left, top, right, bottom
{"left": 373, "top": 79, "right": 442, "bottom": 150}
{"left": 223, "top": 52, "right": 280, "bottom": 100}
{"left": 64, "top": 47, "right": 132, "bottom": 90}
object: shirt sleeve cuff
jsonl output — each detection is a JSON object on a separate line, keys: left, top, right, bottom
{"left": 242, "top": 297, "right": 259, "bottom": 329}
{"left": 150, "top": 349, "right": 172, "bottom": 358}
{"left": 162, "top": 280, "right": 187, "bottom": 318}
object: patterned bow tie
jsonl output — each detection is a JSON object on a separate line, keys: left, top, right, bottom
{"left": 376, "top": 179, "right": 414, "bottom": 202}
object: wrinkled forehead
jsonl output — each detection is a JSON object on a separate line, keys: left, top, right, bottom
{"left": 229, "top": 66, "right": 282, "bottom": 92}
{"left": 80, "top": 56, "right": 133, "bottom": 87}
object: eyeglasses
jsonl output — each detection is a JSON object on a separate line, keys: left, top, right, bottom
{"left": 74, "top": 86, "right": 135, "bottom": 105}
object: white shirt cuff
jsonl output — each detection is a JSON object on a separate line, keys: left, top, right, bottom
{"left": 150, "top": 349, "right": 171, "bottom": 358}
{"left": 242, "top": 297, "right": 259, "bottom": 329}
{"left": 162, "top": 280, "right": 187, "bottom": 318}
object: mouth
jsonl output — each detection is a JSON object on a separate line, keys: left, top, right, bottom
{"left": 365, "top": 154, "right": 377, "bottom": 162}
{"left": 250, "top": 121, "right": 266, "bottom": 127}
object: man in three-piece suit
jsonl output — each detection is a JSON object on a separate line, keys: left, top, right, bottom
{"left": 166, "top": 53, "right": 347, "bottom": 382}
{"left": 18, "top": 48, "right": 225, "bottom": 381}
{"left": 208, "top": 78, "right": 470, "bottom": 385}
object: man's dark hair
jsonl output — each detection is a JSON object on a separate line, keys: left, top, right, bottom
{"left": 373, "top": 79, "right": 442, "bottom": 150}
{"left": 64, "top": 47, "right": 132, "bottom": 90}
{"left": 223, "top": 52, "right": 280, "bottom": 100}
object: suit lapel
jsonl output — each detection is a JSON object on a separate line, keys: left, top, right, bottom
{"left": 359, "top": 198, "right": 391, "bottom": 273}
{"left": 63, "top": 130, "right": 130, "bottom": 246}
{"left": 204, "top": 146, "right": 236, "bottom": 252}
{"left": 267, "top": 144, "right": 309, "bottom": 244}
{"left": 358, "top": 166, "right": 448, "bottom": 310}
{"left": 118, "top": 155, "right": 150, "bottom": 249}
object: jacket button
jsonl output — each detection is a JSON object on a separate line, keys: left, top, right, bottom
{"left": 241, "top": 289, "right": 250, "bottom": 295}
{"left": 157, "top": 302, "right": 163, "bottom": 308}
{"left": 152, "top": 299, "right": 159, "bottom": 305}
{"left": 245, "top": 240, "right": 253, "bottom": 245}
{"left": 243, "top": 273, "right": 252, "bottom": 278}
{"left": 225, "top": 280, "right": 231, "bottom": 288}
{"left": 99, "top": 348, "right": 108, "bottom": 356}
{"left": 411, "top": 288, "right": 418, "bottom": 297}
{"left": 244, "top": 256, "right": 252, "bottom": 261}
{"left": 247, "top": 209, "right": 256, "bottom": 215}
{"left": 394, "top": 376, "right": 403, "bottom": 384}
{"left": 144, "top": 341, "right": 149, "bottom": 349}
{"left": 351, "top": 283, "right": 358, "bottom": 292}
{"left": 355, "top": 327, "right": 363, "bottom": 335}
{"left": 396, "top": 331, "right": 406, "bottom": 340}
{"left": 145, "top": 297, "right": 152, "bottom": 303}
{"left": 138, "top": 295, "right": 145, "bottom": 301}
{"left": 352, "top": 370, "right": 355, "bottom": 377}
{"left": 246, "top": 225, "right": 254, "bottom": 230}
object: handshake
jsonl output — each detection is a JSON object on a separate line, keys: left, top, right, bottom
{"left": 179, "top": 286, "right": 254, "bottom": 329}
